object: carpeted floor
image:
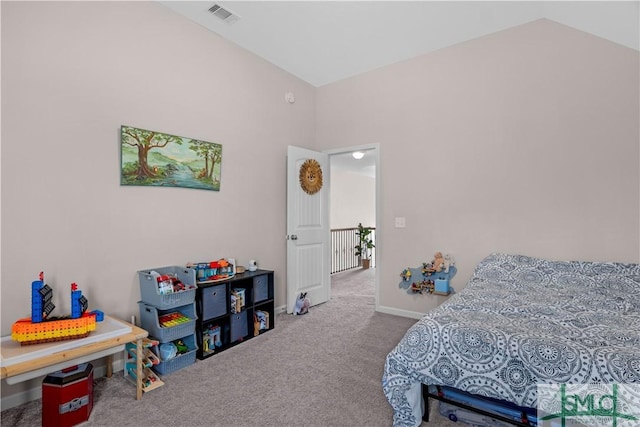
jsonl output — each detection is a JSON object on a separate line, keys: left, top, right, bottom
{"left": 1, "top": 268, "right": 457, "bottom": 427}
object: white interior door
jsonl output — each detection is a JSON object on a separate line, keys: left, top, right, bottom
{"left": 286, "top": 146, "right": 330, "bottom": 314}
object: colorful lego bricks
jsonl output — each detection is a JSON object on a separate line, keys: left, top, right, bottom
{"left": 11, "top": 273, "right": 103, "bottom": 346}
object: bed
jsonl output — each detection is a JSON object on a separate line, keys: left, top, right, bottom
{"left": 382, "top": 253, "right": 640, "bottom": 427}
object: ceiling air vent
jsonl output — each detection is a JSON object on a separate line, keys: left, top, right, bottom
{"left": 208, "top": 4, "right": 240, "bottom": 24}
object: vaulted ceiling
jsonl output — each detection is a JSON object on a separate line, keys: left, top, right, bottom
{"left": 160, "top": 1, "right": 639, "bottom": 87}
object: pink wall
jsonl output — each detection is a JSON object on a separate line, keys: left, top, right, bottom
{"left": 316, "top": 19, "right": 640, "bottom": 317}
{"left": 1, "top": 1, "right": 315, "bottom": 339}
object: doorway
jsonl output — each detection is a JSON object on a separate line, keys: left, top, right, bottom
{"left": 327, "top": 144, "right": 380, "bottom": 310}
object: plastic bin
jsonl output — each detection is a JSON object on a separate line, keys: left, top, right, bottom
{"left": 139, "top": 302, "right": 196, "bottom": 343}
{"left": 138, "top": 267, "right": 196, "bottom": 310}
{"left": 152, "top": 334, "right": 197, "bottom": 376}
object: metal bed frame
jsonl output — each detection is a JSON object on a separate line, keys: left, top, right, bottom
{"left": 422, "top": 384, "right": 535, "bottom": 426}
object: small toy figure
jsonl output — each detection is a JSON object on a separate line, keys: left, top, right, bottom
{"left": 173, "top": 339, "right": 188, "bottom": 355}
{"left": 411, "top": 280, "right": 435, "bottom": 294}
{"left": 401, "top": 268, "right": 412, "bottom": 281}
{"left": 422, "top": 252, "right": 444, "bottom": 274}
{"left": 443, "top": 253, "right": 455, "bottom": 273}
{"left": 422, "top": 262, "right": 435, "bottom": 276}
{"left": 203, "top": 325, "right": 221, "bottom": 352}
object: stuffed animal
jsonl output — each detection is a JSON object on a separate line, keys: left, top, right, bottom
{"left": 443, "top": 253, "right": 455, "bottom": 273}
{"left": 431, "top": 252, "right": 444, "bottom": 272}
{"left": 294, "top": 292, "right": 310, "bottom": 315}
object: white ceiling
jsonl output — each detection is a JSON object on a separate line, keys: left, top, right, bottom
{"left": 160, "top": 1, "right": 639, "bottom": 88}
{"left": 159, "top": 1, "right": 638, "bottom": 177}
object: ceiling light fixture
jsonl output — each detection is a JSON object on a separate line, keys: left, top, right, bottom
{"left": 352, "top": 151, "right": 364, "bottom": 160}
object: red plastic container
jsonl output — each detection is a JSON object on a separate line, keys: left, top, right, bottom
{"left": 42, "top": 363, "right": 93, "bottom": 427}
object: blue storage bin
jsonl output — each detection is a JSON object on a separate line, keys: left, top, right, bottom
{"left": 138, "top": 266, "right": 196, "bottom": 309}
{"left": 139, "top": 302, "right": 196, "bottom": 343}
{"left": 151, "top": 334, "right": 197, "bottom": 376}
{"left": 253, "top": 275, "right": 269, "bottom": 302}
{"left": 230, "top": 310, "right": 248, "bottom": 342}
{"left": 200, "top": 284, "right": 227, "bottom": 321}
{"left": 434, "top": 278, "right": 450, "bottom": 294}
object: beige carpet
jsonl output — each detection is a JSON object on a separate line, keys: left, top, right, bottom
{"left": 1, "top": 268, "right": 457, "bottom": 427}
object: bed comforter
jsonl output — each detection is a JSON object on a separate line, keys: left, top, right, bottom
{"left": 382, "top": 253, "right": 640, "bottom": 427}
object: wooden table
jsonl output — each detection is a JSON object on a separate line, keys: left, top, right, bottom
{"left": 1, "top": 316, "right": 148, "bottom": 400}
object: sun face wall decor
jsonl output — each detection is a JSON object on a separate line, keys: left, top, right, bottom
{"left": 299, "top": 159, "right": 323, "bottom": 195}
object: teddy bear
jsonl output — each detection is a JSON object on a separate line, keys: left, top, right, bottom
{"left": 431, "top": 252, "right": 444, "bottom": 273}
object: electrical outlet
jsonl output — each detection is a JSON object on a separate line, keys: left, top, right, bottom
{"left": 395, "top": 217, "right": 406, "bottom": 228}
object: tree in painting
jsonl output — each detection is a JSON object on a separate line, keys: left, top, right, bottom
{"left": 120, "top": 125, "right": 222, "bottom": 191}
{"left": 121, "top": 126, "right": 182, "bottom": 179}
{"left": 191, "top": 140, "right": 222, "bottom": 183}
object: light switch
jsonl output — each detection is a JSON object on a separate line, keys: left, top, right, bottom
{"left": 395, "top": 217, "right": 406, "bottom": 228}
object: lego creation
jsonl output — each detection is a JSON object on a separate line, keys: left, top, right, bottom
{"left": 11, "top": 272, "right": 104, "bottom": 346}
{"left": 188, "top": 258, "right": 235, "bottom": 283}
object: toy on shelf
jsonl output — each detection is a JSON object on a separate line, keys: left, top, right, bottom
{"left": 124, "top": 338, "right": 164, "bottom": 393}
{"left": 158, "top": 312, "right": 191, "bottom": 328}
{"left": 422, "top": 252, "right": 445, "bottom": 274}
{"left": 230, "top": 288, "right": 246, "bottom": 314}
{"left": 126, "top": 339, "right": 160, "bottom": 368}
{"left": 411, "top": 280, "right": 435, "bottom": 294}
{"left": 399, "top": 253, "right": 457, "bottom": 296}
{"left": 187, "top": 258, "right": 235, "bottom": 283}
{"left": 128, "top": 366, "right": 164, "bottom": 391}
{"left": 11, "top": 272, "right": 104, "bottom": 346}
{"left": 158, "top": 338, "right": 189, "bottom": 361}
{"left": 254, "top": 310, "right": 270, "bottom": 336}
{"left": 203, "top": 324, "right": 222, "bottom": 354}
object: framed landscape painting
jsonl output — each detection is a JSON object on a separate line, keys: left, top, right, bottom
{"left": 120, "top": 125, "right": 222, "bottom": 191}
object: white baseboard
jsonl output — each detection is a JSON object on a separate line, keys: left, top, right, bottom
{"left": 375, "top": 305, "right": 424, "bottom": 320}
{"left": 1, "top": 360, "right": 125, "bottom": 411}
{"left": 1, "top": 385, "right": 42, "bottom": 412}
{"left": 275, "top": 304, "right": 286, "bottom": 314}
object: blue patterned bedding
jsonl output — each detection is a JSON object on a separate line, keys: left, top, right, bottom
{"left": 382, "top": 253, "right": 640, "bottom": 427}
